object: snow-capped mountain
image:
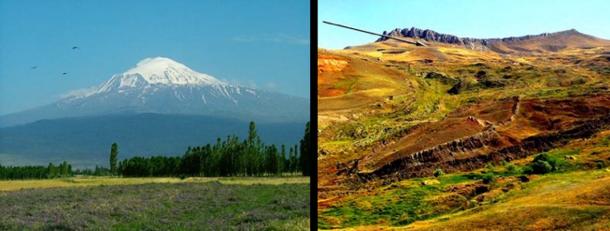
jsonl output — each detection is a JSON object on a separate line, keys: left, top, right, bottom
{"left": 0, "top": 57, "right": 309, "bottom": 127}
{"left": 66, "top": 57, "right": 227, "bottom": 99}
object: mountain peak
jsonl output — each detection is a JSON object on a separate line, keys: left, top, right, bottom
{"left": 124, "top": 57, "right": 189, "bottom": 76}
{"left": 119, "top": 57, "right": 223, "bottom": 86}
{"left": 63, "top": 57, "right": 227, "bottom": 99}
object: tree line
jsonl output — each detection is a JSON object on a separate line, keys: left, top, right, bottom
{"left": 0, "top": 121, "right": 311, "bottom": 179}
{"left": 117, "top": 121, "right": 311, "bottom": 177}
{"left": 0, "top": 161, "right": 72, "bottom": 180}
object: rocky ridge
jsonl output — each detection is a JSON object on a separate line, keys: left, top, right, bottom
{"left": 377, "top": 27, "right": 604, "bottom": 52}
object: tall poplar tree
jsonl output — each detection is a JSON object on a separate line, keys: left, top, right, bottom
{"left": 299, "top": 122, "right": 311, "bottom": 176}
{"left": 109, "top": 142, "right": 118, "bottom": 175}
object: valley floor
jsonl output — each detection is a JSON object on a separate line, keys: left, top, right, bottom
{"left": 0, "top": 176, "right": 309, "bottom": 230}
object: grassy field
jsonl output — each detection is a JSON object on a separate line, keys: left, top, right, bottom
{"left": 0, "top": 176, "right": 309, "bottom": 230}
{"left": 407, "top": 169, "right": 610, "bottom": 231}
{"left": 320, "top": 169, "right": 610, "bottom": 230}
{"left": 0, "top": 176, "right": 309, "bottom": 191}
{"left": 320, "top": 167, "right": 610, "bottom": 230}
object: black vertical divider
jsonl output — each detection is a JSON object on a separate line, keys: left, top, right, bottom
{"left": 310, "top": 0, "right": 319, "bottom": 230}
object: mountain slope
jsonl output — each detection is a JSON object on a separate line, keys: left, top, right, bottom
{"left": 0, "top": 57, "right": 309, "bottom": 127}
{"left": 0, "top": 113, "right": 305, "bottom": 168}
{"left": 319, "top": 28, "right": 610, "bottom": 229}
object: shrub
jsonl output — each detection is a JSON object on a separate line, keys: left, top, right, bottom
{"left": 521, "top": 165, "right": 534, "bottom": 174}
{"left": 505, "top": 163, "right": 518, "bottom": 174}
{"left": 481, "top": 173, "right": 496, "bottom": 184}
{"left": 484, "top": 163, "right": 495, "bottom": 173}
{"left": 594, "top": 160, "right": 606, "bottom": 169}
{"left": 531, "top": 160, "right": 553, "bottom": 174}
{"left": 533, "top": 153, "right": 550, "bottom": 164}
{"left": 433, "top": 168, "right": 444, "bottom": 178}
{"left": 464, "top": 173, "right": 480, "bottom": 179}
{"left": 530, "top": 153, "right": 561, "bottom": 174}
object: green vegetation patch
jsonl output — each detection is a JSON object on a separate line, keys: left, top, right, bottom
{"left": 600, "top": 135, "right": 610, "bottom": 147}
{"left": 319, "top": 173, "right": 480, "bottom": 229}
{"left": 320, "top": 186, "right": 447, "bottom": 228}
{"left": 523, "top": 149, "right": 581, "bottom": 174}
{"left": 0, "top": 181, "right": 310, "bottom": 230}
{"left": 333, "top": 77, "right": 358, "bottom": 94}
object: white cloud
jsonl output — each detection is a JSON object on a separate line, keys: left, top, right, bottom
{"left": 60, "top": 86, "right": 97, "bottom": 99}
{"left": 222, "top": 79, "right": 258, "bottom": 89}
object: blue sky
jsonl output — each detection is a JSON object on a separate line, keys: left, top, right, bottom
{"left": 319, "top": 0, "right": 610, "bottom": 49}
{"left": 0, "top": 0, "right": 310, "bottom": 115}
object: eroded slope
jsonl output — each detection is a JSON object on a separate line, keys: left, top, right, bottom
{"left": 318, "top": 33, "right": 610, "bottom": 229}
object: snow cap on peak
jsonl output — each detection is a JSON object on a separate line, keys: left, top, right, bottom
{"left": 82, "top": 56, "right": 228, "bottom": 96}
{"left": 124, "top": 57, "right": 190, "bottom": 76}
{"left": 117, "top": 56, "right": 223, "bottom": 86}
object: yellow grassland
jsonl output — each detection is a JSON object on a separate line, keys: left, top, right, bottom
{"left": 0, "top": 176, "right": 309, "bottom": 192}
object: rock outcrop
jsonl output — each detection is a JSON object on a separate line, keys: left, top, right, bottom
{"left": 376, "top": 27, "right": 608, "bottom": 53}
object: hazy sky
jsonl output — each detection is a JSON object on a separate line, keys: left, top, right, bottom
{"left": 319, "top": 0, "right": 610, "bottom": 49}
{"left": 0, "top": 0, "right": 310, "bottom": 115}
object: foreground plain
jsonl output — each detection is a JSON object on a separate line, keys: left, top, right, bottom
{"left": 0, "top": 176, "right": 309, "bottom": 230}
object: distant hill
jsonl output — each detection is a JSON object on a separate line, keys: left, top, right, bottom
{"left": 0, "top": 113, "right": 305, "bottom": 168}
{"left": 378, "top": 27, "right": 610, "bottom": 54}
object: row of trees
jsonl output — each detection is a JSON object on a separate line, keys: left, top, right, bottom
{"left": 0, "top": 121, "right": 311, "bottom": 179}
{"left": 73, "top": 165, "right": 111, "bottom": 176}
{"left": 0, "top": 161, "right": 72, "bottom": 180}
{"left": 118, "top": 121, "right": 311, "bottom": 177}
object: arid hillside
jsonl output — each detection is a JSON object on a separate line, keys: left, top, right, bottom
{"left": 318, "top": 28, "right": 610, "bottom": 230}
